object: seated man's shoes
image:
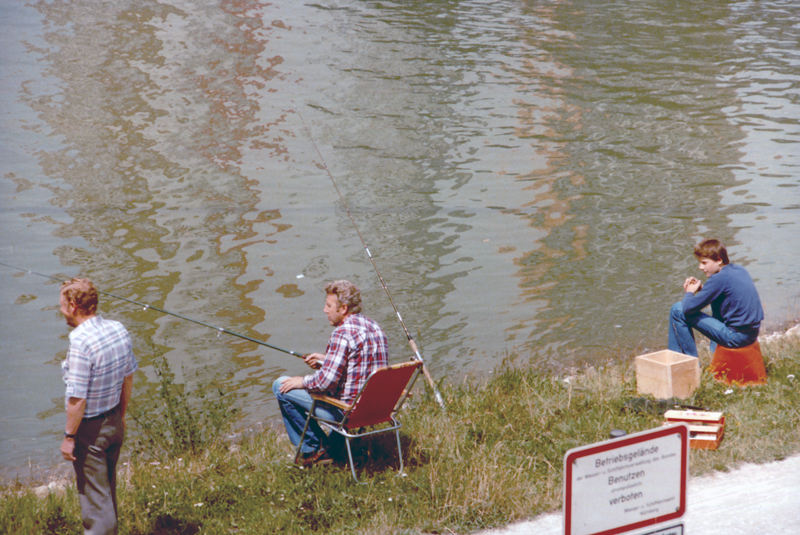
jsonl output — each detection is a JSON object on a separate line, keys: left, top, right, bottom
{"left": 296, "top": 448, "right": 333, "bottom": 467}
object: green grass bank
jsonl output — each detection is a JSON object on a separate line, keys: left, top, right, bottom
{"left": 3, "top": 334, "right": 799, "bottom": 534}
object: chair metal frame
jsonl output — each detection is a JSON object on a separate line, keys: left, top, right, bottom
{"left": 294, "top": 360, "right": 423, "bottom": 483}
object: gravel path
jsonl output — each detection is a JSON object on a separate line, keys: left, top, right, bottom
{"left": 477, "top": 453, "right": 800, "bottom": 535}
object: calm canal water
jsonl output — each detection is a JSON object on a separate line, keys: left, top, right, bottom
{"left": 1, "top": 0, "right": 798, "bottom": 478}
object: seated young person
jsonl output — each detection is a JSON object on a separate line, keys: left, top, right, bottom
{"left": 668, "top": 239, "right": 764, "bottom": 357}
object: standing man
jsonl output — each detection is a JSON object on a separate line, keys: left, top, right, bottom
{"left": 273, "top": 280, "right": 389, "bottom": 466}
{"left": 60, "top": 278, "right": 137, "bottom": 535}
{"left": 668, "top": 239, "right": 764, "bottom": 357}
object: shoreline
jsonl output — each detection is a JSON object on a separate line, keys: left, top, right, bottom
{"left": 7, "top": 323, "right": 799, "bottom": 495}
{"left": 2, "top": 324, "right": 798, "bottom": 535}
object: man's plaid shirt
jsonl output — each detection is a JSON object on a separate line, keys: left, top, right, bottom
{"left": 303, "top": 313, "right": 389, "bottom": 405}
{"left": 62, "top": 316, "right": 138, "bottom": 417}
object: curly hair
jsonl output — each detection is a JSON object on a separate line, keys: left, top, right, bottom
{"left": 324, "top": 280, "right": 362, "bottom": 315}
{"left": 693, "top": 238, "right": 729, "bottom": 265}
{"left": 61, "top": 278, "right": 98, "bottom": 316}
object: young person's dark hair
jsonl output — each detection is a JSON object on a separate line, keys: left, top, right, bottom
{"left": 693, "top": 238, "right": 729, "bottom": 265}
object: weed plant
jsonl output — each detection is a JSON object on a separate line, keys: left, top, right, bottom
{"left": 129, "top": 355, "right": 239, "bottom": 458}
{"left": 1, "top": 338, "right": 798, "bottom": 534}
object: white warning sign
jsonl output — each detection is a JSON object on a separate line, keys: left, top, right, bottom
{"left": 564, "top": 425, "right": 688, "bottom": 535}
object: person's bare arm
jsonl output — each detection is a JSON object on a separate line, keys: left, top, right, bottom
{"left": 61, "top": 397, "right": 86, "bottom": 461}
{"left": 119, "top": 374, "right": 133, "bottom": 429}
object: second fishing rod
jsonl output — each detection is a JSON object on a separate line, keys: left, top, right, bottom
{"left": 294, "top": 105, "right": 446, "bottom": 410}
{"left": 0, "top": 260, "right": 304, "bottom": 359}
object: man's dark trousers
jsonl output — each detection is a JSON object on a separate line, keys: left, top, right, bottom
{"left": 73, "top": 406, "right": 124, "bottom": 535}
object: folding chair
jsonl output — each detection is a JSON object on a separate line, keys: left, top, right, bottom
{"left": 294, "top": 360, "right": 423, "bottom": 483}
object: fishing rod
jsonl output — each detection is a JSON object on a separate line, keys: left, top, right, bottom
{"left": 294, "top": 105, "right": 446, "bottom": 410}
{"left": 0, "top": 260, "right": 305, "bottom": 359}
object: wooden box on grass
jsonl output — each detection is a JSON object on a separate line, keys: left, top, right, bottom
{"left": 636, "top": 349, "right": 700, "bottom": 399}
{"left": 665, "top": 409, "right": 725, "bottom": 450}
{"left": 635, "top": 350, "right": 700, "bottom": 400}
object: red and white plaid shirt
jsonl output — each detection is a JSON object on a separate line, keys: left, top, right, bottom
{"left": 303, "top": 313, "right": 389, "bottom": 404}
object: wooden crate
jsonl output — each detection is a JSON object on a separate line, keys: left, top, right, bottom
{"left": 635, "top": 350, "right": 700, "bottom": 400}
{"left": 665, "top": 409, "right": 725, "bottom": 450}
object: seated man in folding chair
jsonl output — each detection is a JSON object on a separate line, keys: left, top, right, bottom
{"left": 273, "top": 280, "right": 389, "bottom": 466}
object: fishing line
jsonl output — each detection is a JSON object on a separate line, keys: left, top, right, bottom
{"left": 294, "top": 105, "right": 446, "bottom": 410}
{"left": 0, "top": 260, "right": 304, "bottom": 359}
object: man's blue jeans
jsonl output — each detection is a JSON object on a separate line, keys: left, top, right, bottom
{"left": 272, "top": 377, "right": 343, "bottom": 455}
{"left": 668, "top": 302, "right": 758, "bottom": 357}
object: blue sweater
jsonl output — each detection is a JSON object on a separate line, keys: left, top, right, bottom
{"left": 682, "top": 264, "right": 764, "bottom": 331}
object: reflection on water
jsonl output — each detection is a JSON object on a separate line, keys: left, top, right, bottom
{"left": 1, "top": 0, "right": 798, "bottom": 477}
